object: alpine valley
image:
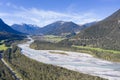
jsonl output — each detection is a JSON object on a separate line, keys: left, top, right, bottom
{"left": 0, "top": 1, "right": 120, "bottom": 80}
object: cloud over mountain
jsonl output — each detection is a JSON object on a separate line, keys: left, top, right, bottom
{"left": 0, "top": 2, "right": 100, "bottom": 27}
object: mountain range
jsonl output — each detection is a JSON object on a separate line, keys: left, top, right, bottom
{"left": 11, "top": 21, "right": 95, "bottom": 36}
{"left": 40, "top": 21, "right": 83, "bottom": 35}
{"left": 11, "top": 24, "right": 42, "bottom": 35}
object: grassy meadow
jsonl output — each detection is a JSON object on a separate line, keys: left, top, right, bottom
{"left": 72, "top": 45, "right": 120, "bottom": 62}
{"left": 0, "top": 44, "right": 8, "bottom": 50}
{"left": 43, "top": 35, "right": 65, "bottom": 42}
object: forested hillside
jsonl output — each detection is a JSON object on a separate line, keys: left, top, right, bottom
{"left": 72, "top": 9, "right": 120, "bottom": 51}
{"left": 0, "top": 19, "right": 25, "bottom": 40}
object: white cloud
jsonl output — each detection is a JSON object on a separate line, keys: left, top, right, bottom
{"left": 0, "top": 3, "right": 101, "bottom": 27}
{"left": 0, "top": 13, "right": 9, "bottom": 16}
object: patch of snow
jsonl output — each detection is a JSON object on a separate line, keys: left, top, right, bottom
{"left": 59, "top": 21, "right": 65, "bottom": 25}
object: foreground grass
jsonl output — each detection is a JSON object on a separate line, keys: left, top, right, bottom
{"left": 0, "top": 60, "right": 14, "bottom": 80}
{"left": 3, "top": 46, "right": 107, "bottom": 80}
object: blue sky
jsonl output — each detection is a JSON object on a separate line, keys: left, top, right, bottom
{"left": 0, "top": 0, "right": 120, "bottom": 27}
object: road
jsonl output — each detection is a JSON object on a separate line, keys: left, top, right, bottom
{"left": 0, "top": 53, "right": 22, "bottom": 80}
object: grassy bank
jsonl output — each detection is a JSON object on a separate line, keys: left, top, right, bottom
{"left": 72, "top": 45, "right": 120, "bottom": 62}
{"left": 3, "top": 46, "right": 107, "bottom": 80}
{"left": 72, "top": 45, "right": 120, "bottom": 54}
{"left": 30, "top": 40, "right": 120, "bottom": 62}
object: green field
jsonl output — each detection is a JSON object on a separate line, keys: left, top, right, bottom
{"left": 72, "top": 45, "right": 120, "bottom": 54}
{"left": 44, "top": 35, "right": 65, "bottom": 42}
{"left": 72, "top": 45, "right": 120, "bottom": 62}
{"left": 0, "top": 44, "right": 8, "bottom": 50}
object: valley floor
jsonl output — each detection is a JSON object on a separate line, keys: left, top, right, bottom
{"left": 18, "top": 37, "right": 120, "bottom": 80}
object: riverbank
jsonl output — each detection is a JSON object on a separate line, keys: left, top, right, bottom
{"left": 18, "top": 37, "right": 120, "bottom": 80}
{"left": 3, "top": 45, "right": 106, "bottom": 80}
{"left": 30, "top": 39, "right": 120, "bottom": 62}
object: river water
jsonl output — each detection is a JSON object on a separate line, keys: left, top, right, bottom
{"left": 18, "top": 37, "right": 120, "bottom": 80}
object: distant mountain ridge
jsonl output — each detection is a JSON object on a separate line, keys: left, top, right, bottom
{"left": 11, "top": 24, "right": 42, "bottom": 35}
{"left": 11, "top": 20, "right": 96, "bottom": 36}
{"left": 40, "top": 21, "right": 82, "bottom": 35}
{"left": 12, "top": 21, "right": 91, "bottom": 36}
